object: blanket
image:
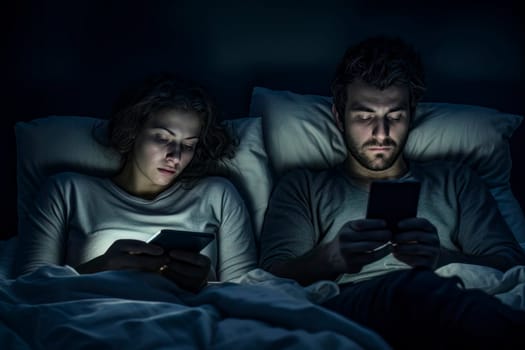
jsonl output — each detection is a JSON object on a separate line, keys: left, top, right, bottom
{"left": 2, "top": 235, "right": 524, "bottom": 349}
{"left": 436, "top": 263, "right": 525, "bottom": 309}
{"left": 0, "top": 265, "right": 390, "bottom": 350}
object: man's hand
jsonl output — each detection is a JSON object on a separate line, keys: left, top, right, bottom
{"left": 392, "top": 218, "right": 440, "bottom": 270}
{"left": 160, "top": 249, "right": 211, "bottom": 293}
{"left": 329, "top": 219, "right": 393, "bottom": 274}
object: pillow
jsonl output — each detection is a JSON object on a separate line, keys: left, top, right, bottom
{"left": 15, "top": 116, "right": 272, "bottom": 240}
{"left": 15, "top": 116, "right": 121, "bottom": 227}
{"left": 215, "top": 117, "right": 273, "bottom": 239}
{"left": 250, "top": 86, "right": 525, "bottom": 244}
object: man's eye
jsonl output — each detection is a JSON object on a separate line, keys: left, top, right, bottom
{"left": 387, "top": 114, "right": 403, "bottom": 121}
{"left": 357, "top": 114, "right": 373, "bottom": 121}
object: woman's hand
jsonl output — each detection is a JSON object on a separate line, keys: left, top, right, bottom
{"left": 75, "top": 239, "right": 170, "bottom": 274}
{"left": 160, "top": 249, "right": 211, "bottom": 293}
{"left": 76, "top": 239, "right": 212, "bottom": 293}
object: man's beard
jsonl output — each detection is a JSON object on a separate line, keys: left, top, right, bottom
{"left": 347, "top": 137, "right": 405, "bottom": 171}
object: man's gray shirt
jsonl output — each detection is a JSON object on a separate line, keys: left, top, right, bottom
{"left": 260, "top": 161, "right": 523, "bottom": 284}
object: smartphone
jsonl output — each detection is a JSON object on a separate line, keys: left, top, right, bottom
{"left": 147, "top": 229, "right": 215, "bottom": 252}
{"left": 366, "top": 180, "right": 421, "bottom": 233}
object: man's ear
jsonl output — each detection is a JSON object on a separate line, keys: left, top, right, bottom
{"left": 332, "top": 104, "right": 344, "bottom": 132}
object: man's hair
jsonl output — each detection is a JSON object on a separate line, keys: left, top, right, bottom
{"left": 107, "top": 73, "right": 235, "bottom": 185}
{"left": 331, "top": 36, "right": 426, "bottom": 118}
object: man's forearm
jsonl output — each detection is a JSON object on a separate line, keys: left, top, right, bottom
{"left": 437, "top": 247, "right": 524, "bottom": 271}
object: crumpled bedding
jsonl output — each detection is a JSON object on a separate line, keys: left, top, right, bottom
{"left": 436, "top": 262, "right": 525, "bottom": 309}
{"left": 2, "top": 235, "right": 524, "bottom": 349}
{"left": 0, "top": 265, "right": 390, "bottom": 350}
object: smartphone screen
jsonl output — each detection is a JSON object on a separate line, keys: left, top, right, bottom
{"left": 147, "top": 230, "right": 215, "bottom": 252}
{"left": 366, "top": 180, "right": 421, "bottom": 233}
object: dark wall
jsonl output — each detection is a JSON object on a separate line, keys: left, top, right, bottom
{"left": 2, "top": 0, "right": 524, "bottom": 238}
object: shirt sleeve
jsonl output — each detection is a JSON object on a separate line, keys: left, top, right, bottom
{"left": 214, "top": 180, "right": 258, "bottom": 281}
{"left": 15, "top": 175, "right": 69, "bottom": 276}
{"left": 259, "top": 170, "right": 319, "bottom": 270}
{"left": 455, "top": 166, "right": 525, "bottom": 265}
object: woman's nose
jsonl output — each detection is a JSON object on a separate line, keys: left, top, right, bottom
{"left": 166, "top": 144, "right": 181, "bottom": 162}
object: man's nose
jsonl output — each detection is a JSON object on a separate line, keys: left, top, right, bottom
{"left": 373, "top": 118, "right": 390, "bottom": 140}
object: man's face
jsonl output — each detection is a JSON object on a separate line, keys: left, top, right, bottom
{"left": 334, "top": 80, "right": 411, "bottom": 175}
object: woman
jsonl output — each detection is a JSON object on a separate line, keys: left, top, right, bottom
{"left": 15, "top": 75, "right": 257, "bottom": 292}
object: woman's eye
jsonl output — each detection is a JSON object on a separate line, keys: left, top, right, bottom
{"left": 357, "top": 114, "right": 373, "bottom": 121}
{"left": 154, "top": 134, "right": 170, "bottom": 144}
{"left": 182, "top": 144, "right": 195, "bottom": 152}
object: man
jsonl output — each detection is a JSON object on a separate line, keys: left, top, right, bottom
{"left": 260, "top": 36, "right": 525, "bottom": 349}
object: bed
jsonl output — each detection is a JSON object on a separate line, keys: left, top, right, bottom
{"left": 1, "top": 86, "right": 525, "bottom": 349}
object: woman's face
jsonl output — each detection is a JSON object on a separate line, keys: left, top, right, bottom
{"left": 124, "top": 108, "right": 202, "bottom": 197}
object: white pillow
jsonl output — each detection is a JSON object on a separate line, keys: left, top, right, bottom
{"left": 249, "top": 86, "right": 525, "bottom": 244}
{"left": 15, "top": 116, "right": 272, "bottom": 240}
{"left": 215, "top": 117, "right": 273, "bottom": 239}
{"left": 15, "top": 116, "right": 121, "bottom": 227}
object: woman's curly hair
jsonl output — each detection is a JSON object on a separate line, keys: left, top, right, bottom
{"left": 107, "top": 73, "right": 236, "bottom": 186}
